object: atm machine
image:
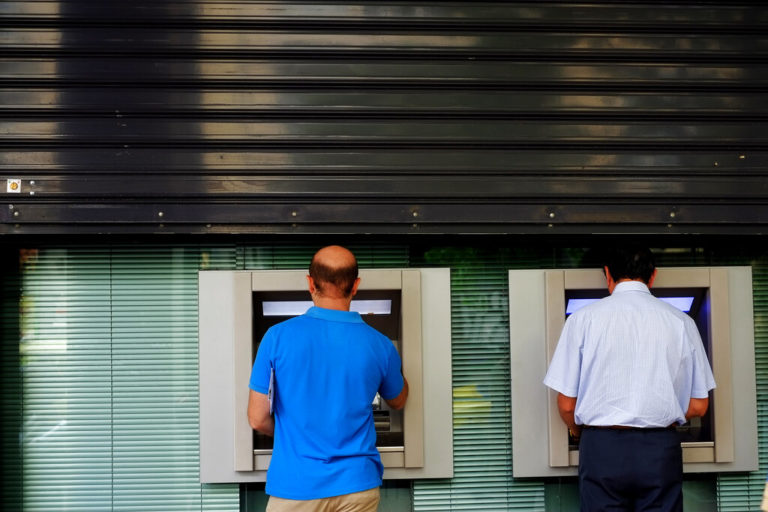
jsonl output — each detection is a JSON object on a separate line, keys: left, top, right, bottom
{"left": 198, "top": 268, "right": 453, "bottom": 483}
{"left": 508, "top": 267, "right": 758, "bottom": 478}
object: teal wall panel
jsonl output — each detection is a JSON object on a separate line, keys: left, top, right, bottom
{"left": 20, "top": 248, "right": 112, "bottom": 512}
{"left": 1, "top": 246, "right": 241, "bottom": 512}
{"left": 413, "top": 247, "right": 546, "bottom": 511}
{"left": 2, "top": 242, "right": 767, "bottom": 511}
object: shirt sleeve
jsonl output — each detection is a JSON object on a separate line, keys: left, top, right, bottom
{"left": 685, "top": 318, "right": 716, "bottom": 398}
{"left": 378, "top": 343, "right": 405, "bottom": 400}
{"left": 543, "top": 315, "right": 583, "bottom": 397}
{"left": 249, "top": 328, "right": 274, "bottom": 394}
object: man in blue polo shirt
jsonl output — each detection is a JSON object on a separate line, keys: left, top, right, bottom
{"left": 247, "top": 245, "right": 408, "bottom": 512}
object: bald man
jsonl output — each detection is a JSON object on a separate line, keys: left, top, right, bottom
{"left": 248, "top": 246, "right": 408, "bottom": 512}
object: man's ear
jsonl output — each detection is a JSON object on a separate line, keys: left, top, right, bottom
{"left": 307, "top": 275, "right": 317, "bottom": 294}
{"left": 647, "top": 268, "right": 658, "bottom": 289}
{"left": 350, "top": 277, "right": 361, "bottom": 297}
{"left": 604, "top": 266, "right": 616, "bottom": 293}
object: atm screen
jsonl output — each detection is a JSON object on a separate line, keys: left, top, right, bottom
{"left": 252, "top": 290, "right": 402, "bottom": 342}
{"left": 565, "top": 288, "right": 706, "bottom": 318}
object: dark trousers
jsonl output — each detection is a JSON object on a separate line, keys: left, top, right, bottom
{"left": 578, "top": 427, "right": 683, "bottom": 512}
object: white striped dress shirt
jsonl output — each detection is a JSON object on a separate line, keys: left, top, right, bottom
{"left": 544, "top": 280, "right": 716, "bottom": 427}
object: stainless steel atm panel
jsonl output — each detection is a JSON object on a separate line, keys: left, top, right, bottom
{"left": 199, "top": 268, "right": 453, "bottom": 483}
{"left": 509, "top": 267, "right": 758, "bottom": 478}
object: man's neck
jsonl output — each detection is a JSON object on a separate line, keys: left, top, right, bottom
{"left": 312, "top": 296, "right": 352, "bottom": 311}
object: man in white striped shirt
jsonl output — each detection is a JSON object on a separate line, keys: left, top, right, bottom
{"left": 544, "top": 245, "right": 715, "bottom": 512}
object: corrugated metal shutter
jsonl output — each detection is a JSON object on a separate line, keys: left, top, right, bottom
{"left": 3, "top": 245, "right": 241, "bottom": 512}
{"left": 1, "top": 2, "right": 767, "bottom": 234}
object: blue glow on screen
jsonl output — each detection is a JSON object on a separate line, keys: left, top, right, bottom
{"left": 263, "top": 299, "right": 392, "bottom": 317}
{"left": 566, "top": 296, "right": 695, "bottom": 315}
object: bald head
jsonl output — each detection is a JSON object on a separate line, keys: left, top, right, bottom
{"left": 309, "top": 245, "right": 359, "bottom": 298}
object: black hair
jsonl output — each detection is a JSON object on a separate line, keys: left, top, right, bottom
{"left": 604, "top": 245, "right": 656, "bottom": 284}
{"left": 309, "top": 256, "right": 358, "bottom": 297}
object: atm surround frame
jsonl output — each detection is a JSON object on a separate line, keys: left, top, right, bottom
{"left": 199, "top": 268, "right": 453, "bottom": 483}
{"left": 509, "top": 266, "right": 757, "bottom": 478}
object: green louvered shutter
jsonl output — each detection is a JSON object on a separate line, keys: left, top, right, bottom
{"left": 109, "top": 246, "right": 239, "bottom": 511}
{"left": 4, "top": 243, "right": 766, "bottom": 511}
{"left": 1, "top": 249, "right": 23, "bottom": 510}
{"left": 16, "top": 248, "right": 113, "bottom": 511}
{"left": 715, "top": 255, "right": 768, "bottom": 511}
{"left": 2, "top": 245, "right": 241, "bottom": 512}
{"left": 412, "top": 248, "right": 546, "bottom": 511}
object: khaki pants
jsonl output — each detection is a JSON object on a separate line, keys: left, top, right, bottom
{"left": 762, "top": 480, "right": 768, "bottom": 512}
{"left": 266, "top": 487, "right": 380, "bottom": 512}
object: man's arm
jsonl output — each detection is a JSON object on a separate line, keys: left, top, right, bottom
{"left": 247, "top": 389, "right": 274, "bottom": 436}
{"left": 557, "top": 393, "right": 580, "bottom": 438}
{"left": 384, "top": 377, "right": 409, "bottom": 410}
{"left": 685, "top": 397, "right": 709, "bottom": 420}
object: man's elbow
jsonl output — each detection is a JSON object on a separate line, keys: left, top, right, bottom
{"left": 248, "top": 413, "right": 273, "bottom": 435}
{"left": 557, "top": 393, "right": 577, "bottom": 415}
{"left": 385, "top": 379, "right": 409, "bottom": 410}
{"left": 686, "top": 397, "right": 709, "bottom": 420}
{"left": 248, "top": 414, "right": 263, "bottom": 432}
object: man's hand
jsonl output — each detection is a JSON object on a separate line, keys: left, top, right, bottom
{"left": 248, "top": 390, "right": 275, "bottom": 436}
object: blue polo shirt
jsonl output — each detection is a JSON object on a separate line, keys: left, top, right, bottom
{"left": 249, "top": 306, "right": 404, "bottom": 500}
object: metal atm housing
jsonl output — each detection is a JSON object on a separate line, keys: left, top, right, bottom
{"left": 509, "top": 267, "right": 758, "bottom": 478}
{"left": 199, "top": 268, "right": 453, "bottom": 483}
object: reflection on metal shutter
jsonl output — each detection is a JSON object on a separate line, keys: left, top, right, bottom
{"left": 4, "top": 245, "right": 240, "bottom": 512}
{"left": 413, "top": 248, "right": 546, "bottom": 511}
{"left": 2, "top": 2, "right": 767, "bottom": 234}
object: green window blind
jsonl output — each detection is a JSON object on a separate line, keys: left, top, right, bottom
{"left": 2, "top": 249, "right": 24, "bottom": 511}
{"left": 413, "top": 248, "right": 546, "bottom": 511}
{"left": 3, "top": 243, "right": 767, "bottom": 511}
{"left": 715, "top": 255, "right": 768, "bottom": 511}
{"left": 20, "top": 248, "right": 113, "bottom": 512}
{"left": 2, "top": 245, "right": 240, "bottom": 512}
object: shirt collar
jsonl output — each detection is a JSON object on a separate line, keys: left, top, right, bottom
{"left": 612, "top": 280, "right": 651, "bottom": 294}
{"left": 305, "top": 306, "right": 364, "bottom": 323}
